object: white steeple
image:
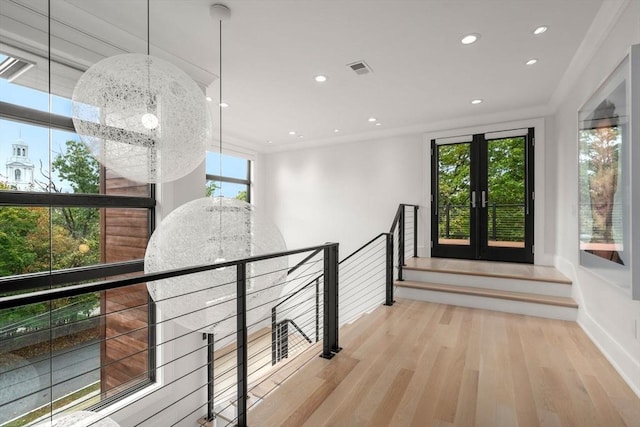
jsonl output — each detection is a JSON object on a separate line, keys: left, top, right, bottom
{"left": 6, "top": 134, "right": 35, "bottom": 191}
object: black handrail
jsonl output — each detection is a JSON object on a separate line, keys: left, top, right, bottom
{"left": 390, "top": 203, "right": 419, "bottom": 234}
{"left": 1, "top": 242, "right": 340, "bottom": 427}
{"left": 0, "top": 243, "right": 335, "bottom": 310}
{"left": 273, "top": 233, "right": 389, "bottom": 311}
{"left": 281, "top": 319, "right": 313, "bottom": 344}
{"left": 389, "top": 203, "right": 419, "bottom": 281}
{"left": 287, "top": 248, "right": 323, "bottom": 276}
{"left": 341, "top": 233, "right": 387, "bottom": 264}
{"left": 273, "top": 203, "right": 419, "bottom": 316}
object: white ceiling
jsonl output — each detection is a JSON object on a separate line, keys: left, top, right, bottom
{"left": 5, "top": 0, "right": 611, "bottom": 152}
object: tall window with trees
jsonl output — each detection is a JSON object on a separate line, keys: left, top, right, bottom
{"left": 0, "top": 62, "right": 155, "bottom": 423}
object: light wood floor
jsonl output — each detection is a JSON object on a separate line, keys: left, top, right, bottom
{"left": 249, "top": 299, "right": 640, "bottom": 426}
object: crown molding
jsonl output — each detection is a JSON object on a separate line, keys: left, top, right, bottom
{"left": 548, "top": 0, "right": 630, "bottom": 112}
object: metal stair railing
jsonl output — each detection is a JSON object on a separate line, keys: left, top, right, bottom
{"left": 271, "top": 203, "right": 419, "bottom": 367}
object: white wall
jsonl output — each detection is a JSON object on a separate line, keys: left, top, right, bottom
{"left": 263, "top": 134, "right": 423, "bottom": 257}
{"left": 551, "top": 0, "right": 640, "bottom": 396}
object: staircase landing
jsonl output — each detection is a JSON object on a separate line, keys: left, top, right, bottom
{"left": 397, "top": 257, "right": 577, "bottom": 321}
{"left": 403, "top": 257, "right": 571, "bottom": 283}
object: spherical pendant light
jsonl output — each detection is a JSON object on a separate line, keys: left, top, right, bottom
{"left": 71, "top": 53, "right": 209, "bottom": 183}
{"left": 144, "top": 197, "right": 287, "bottom": 338}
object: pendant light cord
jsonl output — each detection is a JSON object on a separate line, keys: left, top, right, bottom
{"left": 218, "top": 17, "right": 223, "bottom": 255}
{"left": 147, "top": 0, "right": 150, "bottom": 56}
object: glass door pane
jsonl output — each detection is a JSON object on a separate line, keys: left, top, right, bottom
{"left": 436, "top": 142, "right": 472, "bottom": 247}
{"left": 486, "top": 137, "right": 526, "bottom": 248}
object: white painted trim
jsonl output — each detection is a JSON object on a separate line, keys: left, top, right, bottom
{"left": 434, "top": 135, "right": 473, "bottom": 145}
{"left": 577, "top": 311, "right": 640, "bottom": 398}
{"left": 485, "top": 129, "right": 530, "bottom": 140}
{"left": 555, "top": 255, "right": 640, "bottom": 399}
{"left": 421, "top": 117, "right": 550, "bottom": 266}
{"left": 549, "top": 0, "right": 631, "bottom": 112}
{"left": 264, "top": 104, "right": 549, "bottom": 154}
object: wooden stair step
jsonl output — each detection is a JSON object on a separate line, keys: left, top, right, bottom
{"left": 396, "top": 280, "right": 578, "bottom": 308}
{"left": 403, "top": 258, "right": 572, "bottom": 284}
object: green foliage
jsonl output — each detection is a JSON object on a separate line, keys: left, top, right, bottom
{"left": 51, "top": 140, "right": 100, "bottom": 241}
{"left": 205, "top": 180, "right": 219, "bottom": 197}
{"left": 52, "top": 139, "right": 99, "bottom": 194}
{"left": 0, "top": 207, "right": 40, "bottom": 276}
{"left": 437, "top": 138, "right": 526, "bottom": 242}
{"left": 236, "top": 190, "right": 248, "bottom": 202}
{"left": 0, "top": 140, "right": 101, "bottom": 334}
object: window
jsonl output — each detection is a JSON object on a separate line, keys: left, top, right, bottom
{"left": 0, "top": 71, "right": 155, "bottom": 423}
{"left": 205, "top": 151, "right": 251, "bottom": 202}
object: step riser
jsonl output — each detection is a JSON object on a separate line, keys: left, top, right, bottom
{"left": 396, "top": 287, "right": 578, "bottom": 321}
{"left": 403, "top": 269, "right": 572, "bottom": 298}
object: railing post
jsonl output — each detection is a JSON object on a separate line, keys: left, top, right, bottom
{"left": 280, "top": 321, "right": 289, "bottom": 359}
{"left": 492, "top": 202, "right": 497, "bottom": 240}
{"left": 321, "top": 243, "right": 341, "bottom": 359}
{"left": 271, "top": 307, "right": 277, "bottom": 366}
{"left": 398, "top": 207, "right": 405, "bottom": 281}
{"left": 236, "top": 262, "right": 248, "bottom": 427}
{"left": 445, "top": 204, "right": 451, "bottom": 238}
{"left": 385, "top": 233, "right": 394, "bottom": 306}
{"left": 315, "top": 278, "right": 320, "bottom": 343}
{"left": 413, "top": 205, "right": 419, "bottom": 258}
{"left": 207, "top": 333, "right": 215, "bottom": 422}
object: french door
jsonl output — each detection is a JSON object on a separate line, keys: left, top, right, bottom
{"left": 430, "top": 128, "right": 534, "bottom": 263}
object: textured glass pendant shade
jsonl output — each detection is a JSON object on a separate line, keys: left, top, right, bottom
{"left": 144, "top": 198, "right": 287, "bottom": 336}
{"left": 71, "top": 53, "right": 208, "bottom": 183}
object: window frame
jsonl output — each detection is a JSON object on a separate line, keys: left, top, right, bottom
{"left": 205, "top": 152, "right": 252, "bottom": 202}
{"left": 0, "top": 97, "right": 157, "bottom": 408}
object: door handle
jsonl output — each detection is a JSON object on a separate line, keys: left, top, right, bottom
{"left": 482, "top": 191, "right": 488, "bottom": 208}
{"left": 471, "top": 191, "right": 476, "bottom": 208}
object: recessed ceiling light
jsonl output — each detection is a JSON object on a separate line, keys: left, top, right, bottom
{"left": 314, "top": 75, "right": 328, "bottom": 83}
{"left": 219, "top": 102, "right": 229, "bottom": 108}
{"left": 298, "top": 135, "right": 304, "bottom": 138}
{"left": 471, "top": 99, "right": 483, "bottom": 105}
{"left": 205, "top": 96, "right": 213, "bottom": 102}
{"left": 533, "top": 26, "right": 548, "bottom": 35}
{"left": 461, "top": 33, "right": 480, "bottom": 45}
{"left": 368, "top": 117, "right": 377, "bottom": 122}
{"left": 526, "top": 59, "right": 538, "bottom": 66}
{"left": 289, "top": 131, "right": 296, "bottom": 135}
{"left": 333, "top": 129, "right": 340, "bottom": 133}
{"left": 375, "top": 122, "right": 381, "bottom": 126}
{"left": 267, "top": 140, "right": 273, "bottom": 144}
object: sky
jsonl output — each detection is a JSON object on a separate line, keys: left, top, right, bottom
{"left": 0, "top": 65, "right": 247, "bottom": 196}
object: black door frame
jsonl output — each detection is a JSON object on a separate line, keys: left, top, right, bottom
{"left": 430, "top": 128, "right": 535, "bottom": 264}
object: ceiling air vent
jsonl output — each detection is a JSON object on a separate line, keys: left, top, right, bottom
{"left": 0, "top": 56, "right": 35, "bottom": 82}
{"left": 347, "top": 60, "right": 373, "bottom": 75}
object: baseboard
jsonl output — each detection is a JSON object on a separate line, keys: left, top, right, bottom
{"left": 555, "top": 255, "right": 640, "bottom": 398}
{"left": 577, "top": 309, "right": 640, "bottom": 399}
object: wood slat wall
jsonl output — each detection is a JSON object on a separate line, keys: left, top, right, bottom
{"left": 100, "top": 169, "right": 151, "bottom": 398}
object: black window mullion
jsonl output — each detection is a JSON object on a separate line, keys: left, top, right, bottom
{"left": 205, "top": 174, "right": 250, "bottom": 186}
{"left": 0, "top": 260, "right": 145, "bottom": 294}
{"left": 0, "top": 191, "right": 155, "bottom": 208}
